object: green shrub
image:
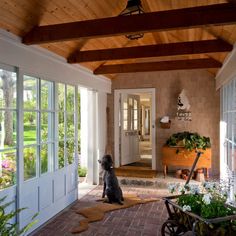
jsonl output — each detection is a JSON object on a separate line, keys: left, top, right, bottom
{"left": 0, "top": 196, "right": 38, "bottom": 236}
{"left": 78, "top": 167, "right": 87, "bottom": 177}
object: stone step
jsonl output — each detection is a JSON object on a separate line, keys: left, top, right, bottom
{"left": 118, "top": 174, "right": 200, "bottom": 189}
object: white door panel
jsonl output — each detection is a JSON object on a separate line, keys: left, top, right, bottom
{"left": 114, "top": 88, "right": 156, "bottom": 170}
{"left": 121, "top": 94, "right": 140, "bottom": 165}
{"left": 54, "top": 170, "right": 66, "bottom": 201}
{"left": 39, "top": 175, "right": 53, "bottom": 210}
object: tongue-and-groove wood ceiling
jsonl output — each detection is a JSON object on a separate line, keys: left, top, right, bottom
{"left": 1, "top": 0, "right": 236, "bottom": 79}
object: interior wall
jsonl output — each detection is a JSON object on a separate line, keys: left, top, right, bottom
{"left": 107, "top": 69, "right": 220, "bottom": 176}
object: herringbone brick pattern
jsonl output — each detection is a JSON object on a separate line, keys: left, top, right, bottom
{"left": 32, "top": 186, "right": 169, "bottom": 236}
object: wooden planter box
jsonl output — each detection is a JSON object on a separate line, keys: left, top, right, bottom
{"left": 162, "top": 145, "right": 211, "bottom": 178}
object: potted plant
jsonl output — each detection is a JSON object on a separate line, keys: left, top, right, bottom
{"left": 166, "top": 131, "right": 211, "bottom": 152}
{"left": 78, "top": 166, "right": 87, "bottom": 183}
{"left": 162, "top": 132, "right": 212, "bottom": 178}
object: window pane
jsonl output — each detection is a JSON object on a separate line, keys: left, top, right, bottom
{"left": 24, "top": 146, "right": 36, "bottom": 180}
{"left": 0, "top": 111, "right": 17, "bottom": 149}
{"left": 129, "top": 98, "right": 133, "bottom": 106}
{"left": 67, "top": 113, "right": 74, "bottom": 138}
{"left": 0, "top": 150, "right": 16, "bottom": 189}
{"left": 134, "top": 99, "right": 138, "bottom": 109}
{"left": 134, "top": 110, "right": 138, "bottom": 119}
{"left": 134, "top": 120, "right": 138, "bottom": 130}
{"left": 41, "top": 112, "right": 53, "bottom": 142}
{"left": 24, "top": 112, "right": 37, "bottom": 145}
{"left": 58, "top": 141, "right": 64, "bottom": 169}
{"left": 41, "top": 80, "right": 53, "bottom": 110}
{"left": 58, "top": 83, "right": 65, "bottom": 111}
{"left": 66, "top": 140, "right": 74, "bottom": 164}
{"left": 123, "top": 100, "right": 127, "bottom": 109}
{"left": 66, "top": 86, "right": 75, "bottom": 113}
{"left": 123, "top": 120, "right": 128, "bottom": 130}
{"left": 58, "top": 112, "right": 64, "bottom": 140}
{"left": 123, "top": 110, "right": 128, "bottom": 120}
{"left": 41, "top": 144, "right": 48, "bottom": 174}
{"left": 23, "top": 75, "right": 37, "bottom": 109}
{"left": 0, "top": 69, "right": 17, "bottom": 109}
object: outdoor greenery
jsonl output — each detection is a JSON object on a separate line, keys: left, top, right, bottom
{"left": 168, "top": 182, "right": 236, "bottom": 235}
{"left": 166, "top": 131, "right": 211, "bottom": 151}
{"left": 78, "top": 167, "right": 87, "bottom": 177}
{"left": 0, "top": 196, "right": 37, "bottom": 236}
{"left": 0, "top": 152, "right": 16, "bottom": 189}
{"left": 0, "top": 71, "right": 81, "bottom": 189}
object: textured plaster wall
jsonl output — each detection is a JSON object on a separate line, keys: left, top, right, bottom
{"left": 107, "top": 69, "right": 220, "bottom": 176}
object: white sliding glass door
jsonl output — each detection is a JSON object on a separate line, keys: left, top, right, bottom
{"left": 0, "top": 63, "right": 79, "bottom": 234}
{"left": 220, "top": 78, "right": 236, "bottom": 200}
{"left": 0, "top": 64, "right": 18, "bottom": 225}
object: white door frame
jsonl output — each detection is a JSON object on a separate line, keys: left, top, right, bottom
{"left": 114, "top": 88, "right": 156, "bottom": 170}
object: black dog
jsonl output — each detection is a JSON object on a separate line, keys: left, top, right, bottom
{"left": 98, "top": 155, "right": 124, "bottom": 205}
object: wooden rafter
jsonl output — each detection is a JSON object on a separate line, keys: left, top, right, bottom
{"left": 93, "top": 58, "right": 222, "bottom": 75}
{"left": 68, "top": 39, "right": 232, "bottom": 63}
{"left": 23, "top": 3, "right": 236, "bottom": 45}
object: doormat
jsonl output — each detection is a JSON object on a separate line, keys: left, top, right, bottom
{"left": 71, "top": 194, "right": 160, "bottom": 234}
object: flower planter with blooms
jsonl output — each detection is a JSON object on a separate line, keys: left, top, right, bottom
{"left": 162, "top": 182, "right": 236, "bottom": 236}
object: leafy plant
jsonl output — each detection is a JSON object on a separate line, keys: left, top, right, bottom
{"left": 168, "top": 182, "right": 236, "bottom": 236}
{"left": 0, "top": 196, "right": 38, "bottom": 236}
{"left": 166, "top": 131, "right": 211, "bottom": 151}
{"left": 23, "top": 147, "right": 36, "bottom": 180}
{"left": 0, "top": 153, "right": 17, "bottom": 189}
{"left": 78, "top": 167, "right": 87, "bottom": 177}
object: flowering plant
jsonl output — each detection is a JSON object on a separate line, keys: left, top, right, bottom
{"left": 0, "top": 158, "right": 16, "bottom": 189}
{"left": 168, "top": 181, "right": 236, "bottom": 235}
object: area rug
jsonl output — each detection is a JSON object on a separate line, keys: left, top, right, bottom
{"left": 71, "top": 194, "right": 160, "bottom": 234}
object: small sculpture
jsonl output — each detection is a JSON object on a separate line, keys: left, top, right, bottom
{"left": 177, "top": 90, "right": 192, "bottom": 121}
{"left": 177, "top": 89, "right": 190, "bottom": 111}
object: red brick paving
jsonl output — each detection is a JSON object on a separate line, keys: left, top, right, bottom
{"left": 32, "top": 186, "right": 169, "bottom": 236}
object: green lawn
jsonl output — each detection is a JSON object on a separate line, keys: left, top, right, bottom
{"left": 24, "top": 124, "right": 37, "bottom": 145}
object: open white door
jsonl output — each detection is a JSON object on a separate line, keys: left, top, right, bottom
{"left": 114, "top": 88, "right": 156, "bottom": 170}
{"left": 120, "top": 94, "right": 140, "bottom": 165}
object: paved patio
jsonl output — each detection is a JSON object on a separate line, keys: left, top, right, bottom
{"left": 32, "top": 185, "right": 169, "bottom": 236}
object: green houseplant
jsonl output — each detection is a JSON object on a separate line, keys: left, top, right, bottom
{"left": 166, "top": 131, "right": 211, "bottom": 151}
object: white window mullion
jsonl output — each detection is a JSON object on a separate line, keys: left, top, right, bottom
{"left": 64, "top": 85, "right": 67, "bottom": 166}
{"left": 37, "top": 79, "right": 41, "bottom": 177}
{"left": 16, "top": 68, "right": 23, "bottom": 224}
{"left": 74, "top": 86, "right": 78, "bottom": 165}
{"left": 54, "top": 83, "right": 58, "bottom": 170}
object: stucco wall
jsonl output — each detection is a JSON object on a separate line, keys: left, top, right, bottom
{"left": 107, "top": 69, "right": 220, "bottom": 176}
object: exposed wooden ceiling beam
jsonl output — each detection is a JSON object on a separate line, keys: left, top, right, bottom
{"left": 93, "top": 58, "right": 222, "bottom": 75}
{"left": 68, "top": 39, "right": 232, "bottom": 63}
{"left": 23, "top": 3, "right": 236, "bottom": 45}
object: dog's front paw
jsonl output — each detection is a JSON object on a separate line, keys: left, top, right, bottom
{"left": 103, "top": 199, "right": 112, "bottom": 204}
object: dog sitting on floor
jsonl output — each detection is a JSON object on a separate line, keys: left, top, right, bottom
{"left": 98, "top": 154, "right": 124, "bottom": 205}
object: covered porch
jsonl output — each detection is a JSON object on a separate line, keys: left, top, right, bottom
{"left": 0, "top": 0, "right": 236, "bottom": 235}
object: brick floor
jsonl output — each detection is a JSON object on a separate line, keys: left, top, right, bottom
{"left": 32, "top": 186, "right": 169, "bottom": 236}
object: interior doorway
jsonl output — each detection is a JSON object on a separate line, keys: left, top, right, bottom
{"left": 114, "top": 88, "right": 156, "bottom": 170}
{"left": 139, "top": 93, "right": 152, "bottom": 168}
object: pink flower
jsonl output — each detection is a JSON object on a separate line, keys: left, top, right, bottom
{"left": 2, "top": 160, "right": 10, "bottom": 169}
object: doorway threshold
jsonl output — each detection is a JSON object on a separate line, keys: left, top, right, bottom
{"left": 78, "top": 182, "right": 97, "bottom": 199}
